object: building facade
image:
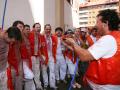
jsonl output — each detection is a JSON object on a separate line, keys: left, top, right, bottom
{"left": 79, "top": 0, "right": 119, "bottom": 28}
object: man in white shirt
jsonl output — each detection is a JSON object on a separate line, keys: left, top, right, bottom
{"left": 41, "top": 24, "right": 57, "bottom": 90}
{"left": 63, "top": 9, "right": 120, "bottom": 90}
{"left": 55, "top": 27, "right": 67, "bottom": 84}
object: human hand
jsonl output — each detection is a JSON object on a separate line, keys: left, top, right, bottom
{"left": 64, "top": 38, "right": 76, "bottom": 45}
{"left": 62, "top": 38, "right": 76, "bottom": 51}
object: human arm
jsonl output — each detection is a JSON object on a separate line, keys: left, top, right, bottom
{"left": 62, "top": 38, "right": 94, "bottom": 61}
{"left": 63, "top": 35, "right": 117, "bottom": 61}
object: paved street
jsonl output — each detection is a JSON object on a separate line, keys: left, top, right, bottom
{"left": 43, "top": 77, "right": 92, "bottom": 90}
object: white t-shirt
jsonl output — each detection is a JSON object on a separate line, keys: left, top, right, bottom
{"left": 88, "top": 35, "right": 117, "bottom": 60}
{"left": 88, "top": 35, "right": 120, "bottom": 90}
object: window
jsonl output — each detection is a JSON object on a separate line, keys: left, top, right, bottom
{"left": 79, "top": 22, "right": 88, "bottom": 25}
{"left": 79, "top": 12, "right": 87, "bottom": 15}
{"left": 79, "top": 17, "right": 88, "bottom": 19}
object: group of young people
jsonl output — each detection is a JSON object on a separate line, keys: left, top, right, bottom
{"left": 0, "top": 9, "right": 120, "bottom": 90}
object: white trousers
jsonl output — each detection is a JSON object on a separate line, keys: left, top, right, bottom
{"left": 31, "top": 56, "right": 42, "bottom": 89}
{"left": 42, "top": 56, "right": 56, "bottom": 88}
{"left": 55, "top": 54, "right": 66, "bottom": 80}
{"left": 23, "top": 61, "right": 35, "bottom": 90}
{"left": 24, "top": 79, "right": 36, "bottom": 90}
{"left": 66, "top": 57, "right": 76, "bottom": 76}
{"left": 0, "top": 70, "right": 8, "bottom": 90}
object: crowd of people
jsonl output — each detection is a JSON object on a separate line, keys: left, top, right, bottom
{"left": 0, "top": 9, "right": 120, "bottom": 90}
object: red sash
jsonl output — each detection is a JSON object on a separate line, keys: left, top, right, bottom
{"left": 40, "top": 35, "right": 57, "bottom": 65}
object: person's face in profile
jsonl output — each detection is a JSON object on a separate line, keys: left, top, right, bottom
{"left": 96, "top": 16, "right": 105, "bottom": 36}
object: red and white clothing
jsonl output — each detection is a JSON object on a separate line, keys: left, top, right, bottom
{"left": 40, "top": 35, "right": 57, "bottom": 65}
{"left": 28, "top": 31, "right": 42, "bottom": 89}
{"left": 21, "top": 33, "right": 33, "bottom": 79}
{"left": 0, "top": 36, "right": 8, "bottom": 90}
{"left": 8, "top": 38, "right": 32, "bottom": 90}
{"left": 65, "top": 47, "right": 77, "bottom": 76}
{"left": 22, "top": 33, "right": 35, "bottom": 90}
{"left": 29, "top": 31, "right": 41, "bottom": 56}
{"left": 86, "top": 35, "right": 97, "bottom": 46}
{"left": 55, "top": 37, "right": 66, "bottom": 81}
{"left": 85, "top": 31, "right": 120, "bottom": 90}
{"left": 40, "top": 35, "right": 57, "bottom": 88}
{"left": 8, "top": 42, "right": 23, "bottom": 90}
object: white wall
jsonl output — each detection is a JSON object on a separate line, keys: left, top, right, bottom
{"left": 44, "top": 0, "right": 56, "bottom": 32}
{"left": 64, "top": 0, "right": 73, "bottom": 31}
{"left": 0, "top": 0, "right": 34, "bottom": 30}
{"left": 0, "top": 0, "right": 78, "bottom": 32}
{"left": 0, "top": 0, "right": 45, "bottom": 32}
{"left": 28, "top": 0, "right": 44, "bottom": 32}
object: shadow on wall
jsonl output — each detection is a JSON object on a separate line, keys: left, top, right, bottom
{"left": 0, "top": 0, "right": 34, "bottom": 29}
